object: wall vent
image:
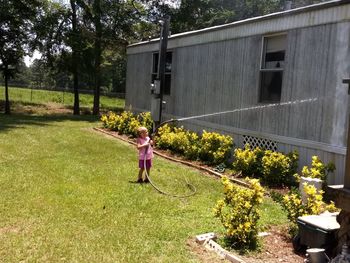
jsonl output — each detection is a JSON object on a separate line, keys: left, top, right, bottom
{"left": 243, "top": 135, "right": 278, "bottom": 151}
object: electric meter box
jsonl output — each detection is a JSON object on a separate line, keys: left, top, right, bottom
{"left": 297, "top": 212, "right": 340, "bottom": 249}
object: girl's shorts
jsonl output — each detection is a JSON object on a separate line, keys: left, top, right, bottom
{"left": 139, "top": 159, "right": 152, "bottom": 169}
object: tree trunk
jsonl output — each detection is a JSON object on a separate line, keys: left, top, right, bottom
{"left": 73, "top": 65, "right": 79, "bottom": 115}
{"left": 4, "top": 67, "right": 10, "bottom": 115}
{"left": 70, "top": 0, "right": 80, "bottom": 115}
{"left": 93, "top": 0, "right": 102, "bottom": 115}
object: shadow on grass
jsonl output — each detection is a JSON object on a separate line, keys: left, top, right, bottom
{"left": 0, "top": 103, "right": 101, "bottom": 133}
{"left": 0, "top": 113, "right": 99, "bottom": 133}
{"left": 0, "top": 100, "right": 125, "bottom": 133}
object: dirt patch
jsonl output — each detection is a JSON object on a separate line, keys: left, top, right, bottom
{"left": 0, "top": 225, "right": 22, "bottom": 235}
{"left": 0, "top": 101, "right": 72, "bottom": 115}
{"left": 187, "top": 238, "right": 227, "bottom": 263}
{"left": 187, "top": 226, "right": 305, "bottom": 263}
{"left": 240, "top": 226, "right": 305, "bottom": 263}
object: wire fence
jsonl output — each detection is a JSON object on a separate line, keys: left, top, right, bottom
{"left": 0, "top": 86, "right": 125, "bottom": 109}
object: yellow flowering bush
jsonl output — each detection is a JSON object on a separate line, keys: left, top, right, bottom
{"left": 156, "top": 126, "right": 233, "bottom": 164}
{"left": 116, "top": 111, "right": 136, "bottom": 135}
{"left": 100, "top": 111, "right": 154, "bottom": 138}
{"left": 156, "top": 125, "right": 187, "bottom": 153}
{"left": 261, "top": 150, "right": 299, "bottom": 186}
{"left": 155, "top": 124, "right": 173, "bottom": 149}
{"left": 214, "top": 176, "right": 264, "bottom": 249}
{"left": 198, "top": 131, "right": 233, "bottom": 165}
{"left": 282, "top": 183, "right": 339, "bottom": 232}
{"left": 232, "top": 144, "right": 264, "bottom": 176}
{"left": 137, "top": 112, "right": 153, "bottom": 133}
{"left": 127, "top": 118, "right": 141, "bottom": 137}
{"left": 294, "top": 155, "right": 335, "bottom": 182}
{"left": 183, "top": 131, "right": 200, "bottom": 160}
{"left": 155, "top": 124, "right": 200, "bottom": 160}
{"left": 100, "top": 111, "right": 123, "bottom": 131}
{"left": 232, "top": 146, "right": 298, "bottom": 186}
{"left": 100, "top": 114, "right": 108, "bottom": 127}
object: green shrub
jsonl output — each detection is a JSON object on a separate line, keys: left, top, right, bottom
{"left": 232, "top": 144, "right": 264, "bottom": 176}
{"left": 198, "top": 130, "right": 233, "bottom": 165}
{"left": 261, "top": 150, "right": 298, "bottom": 186}
{"left": 214, "top": 176, "right": 265, "bottom": 250}
{"left": 269, "top": 190, "right": 284, "bottom": 204}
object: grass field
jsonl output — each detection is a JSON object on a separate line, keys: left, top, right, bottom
{"left": 0, "top": 111, "right": 288, "bottom": 262}
{"left": 0, "top": 86, "right": 125, "bottom": 111}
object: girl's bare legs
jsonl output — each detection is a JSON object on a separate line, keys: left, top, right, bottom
{"left": 144, "top": 168, "right": 151, "bottom": 182}
{"left": 138, "top": 168, "right": 144, "bottom": 182}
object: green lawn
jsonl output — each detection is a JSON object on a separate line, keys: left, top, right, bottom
{"left": 0, "top": 86, "right": 125, "bottom": 110}
{"left": 0, "top": 113, "right": 288, "bottom": 262}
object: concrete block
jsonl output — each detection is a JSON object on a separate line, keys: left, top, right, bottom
{"left": 204, "top": 239, "right": 226, "bottom": 258}
{"left": 195, "top": 232, "right": 217, "bottom": 244}
{"left": 225, "top": 252, "right": 246, "bottom": 263}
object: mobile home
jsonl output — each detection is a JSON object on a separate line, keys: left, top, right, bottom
{"left": 126, "top": 0, "right": 350, "bottom": 184}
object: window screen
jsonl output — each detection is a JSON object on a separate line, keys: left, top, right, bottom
{"left": 260, "top": 34, "right": 286, "bottom": 102}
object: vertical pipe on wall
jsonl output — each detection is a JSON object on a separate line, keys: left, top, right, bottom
{"left": 156, "top": 16, "right": 170, "bottom": 126}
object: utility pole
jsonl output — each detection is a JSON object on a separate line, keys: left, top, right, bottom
{"left": 154, "top": 16, "right": 170, "bottom": 128}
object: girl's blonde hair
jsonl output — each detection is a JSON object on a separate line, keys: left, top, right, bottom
{"left": 137, "top": 126, "right": 148, "bottom": 136}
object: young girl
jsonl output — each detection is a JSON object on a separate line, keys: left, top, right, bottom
{"left": 136, "top": 126, "right": 154, "bottom": 183}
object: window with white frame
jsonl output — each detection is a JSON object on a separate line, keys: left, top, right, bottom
{"left": 151, "top": 51, "right": 172, "bottom": 95}
{"left": 259, "top": 34, "right": 286, "bottom": 102}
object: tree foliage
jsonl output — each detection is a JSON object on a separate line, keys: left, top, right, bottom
{"left": 0, "top": 0, "right": 42, "bottom": 113}
{"left": 1, "top": 0, "right": 330, "bottom": 115}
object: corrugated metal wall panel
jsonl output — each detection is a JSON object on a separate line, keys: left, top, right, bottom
{"left": 125, "top": 53, "right": 153, "bottom": 110}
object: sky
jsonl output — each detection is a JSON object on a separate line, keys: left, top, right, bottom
{"left": 24, "top": 50, "right": 42, "bottom": 66}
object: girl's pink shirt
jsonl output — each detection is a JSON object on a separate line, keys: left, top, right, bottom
{"left": 137, "top": 136, "right": 154, "bottom": 160}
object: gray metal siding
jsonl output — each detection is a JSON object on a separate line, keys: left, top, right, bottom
{"left": 125, "top": 53, "right": 152, "bottom": 111}
{"left": 160, "top": 23, "right": 349, "bottom": 145}
{"left": 125, "top": 21, "right": 350, "bottom": 184}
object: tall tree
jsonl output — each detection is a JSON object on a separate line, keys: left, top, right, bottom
{"left": 92, "top": 0, "right": 102, "bottom": 115}
{"left": 76, "top": 0, "right": 144, "bottom": 115}
{"left": 167, "top": 0, "right": 284, "bottom": 34}
{"left": 0, "top": 0, "right": 41, "bottom": 114}
{"left": 292, "top": 0, "right": 327, "bottom": 8}
{"left": 70, "top": 0, "right": 80, "bottom": 115}
{"left": 156, "top": 0, "right": 328, "bottom": 35}
{"left": 34, "top": 0, "right": 82, "bottom": 114}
